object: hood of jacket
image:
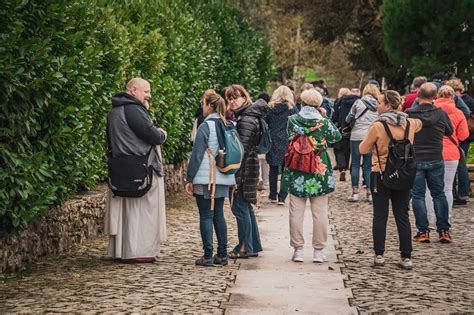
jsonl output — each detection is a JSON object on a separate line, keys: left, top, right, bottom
{"left": 235, "top": 98, "right": 268, "bottom": 119}
{"left": 434, "top": 97, "right": 458, "bottom": 114}
{"left": 379, "top": 110, "right": 407, "bottom": 126}
{"left": 406, "top": 102, "right": 443, "bottom": 127}
{"left": 295, "top": 106, "right": 325, "bottom": 127}
{"left": 270, "top": 102, "right": 291, "bottom": 115}
{"left": 360, "top": 95, "right": 378, "bottom": 111}
{"left": 111, "top": 92, "right": 146, "bottom": 109}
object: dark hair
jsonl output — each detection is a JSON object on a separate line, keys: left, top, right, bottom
{"left": 412, "top": 76, "right": 427, "bottom": 88}
{"left": 258, "top": 92, "right": 270, "bottom": 103}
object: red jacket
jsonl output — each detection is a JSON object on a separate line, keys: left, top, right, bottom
{"left": 434, "top": 97, "right": 469, "bottom": 160}
{"left": 402, "top": 90, "right": 418, "bottom": 111}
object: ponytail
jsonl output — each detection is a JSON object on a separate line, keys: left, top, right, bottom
{"left": 202, "top": 89, "right": 227, "bottom": 124}
{"left": 383, "top": 90, "right": 402, "bottom": 110}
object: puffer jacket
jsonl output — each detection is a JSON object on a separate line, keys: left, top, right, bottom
{"left": 234, "top": 99, "right": 268, "bottom": 203}
{"left": 434, "top": 97, "right": 469, "bottom": 160}
{"left": 345, "top": 95, "right": 379, "bottom": 141}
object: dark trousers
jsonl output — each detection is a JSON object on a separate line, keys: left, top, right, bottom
{"left": 269, "top": 164, "right": 288, "bottom": 201}
{"left": 333, "top": 137, "right": 351, "bottom": 171}
{"left": 370, "top": 172, "right": 412, "bottom": 259}
{"left": 453, "top": 140, "right": 471, "bottom": 200}
{"left": 195, "top": 195, "right": 227, "bottom": 258}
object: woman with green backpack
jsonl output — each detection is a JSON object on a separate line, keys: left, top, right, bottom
{"left": 281, "top": 89, "right": 341, "bottom": 263}
{"left": 185, "top": 89, "right": 236, "bottom": 267}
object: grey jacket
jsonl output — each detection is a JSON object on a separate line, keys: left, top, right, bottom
{"left": 107, "top": 92, "right": 167, "bottom": 176}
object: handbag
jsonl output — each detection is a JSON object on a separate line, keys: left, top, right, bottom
{"left": 448, "top": 135, "right": 466, "bottom": 168}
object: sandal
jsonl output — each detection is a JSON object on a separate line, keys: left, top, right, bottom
{"left": 228, "top": 251, "right": 249, "bottom": 259}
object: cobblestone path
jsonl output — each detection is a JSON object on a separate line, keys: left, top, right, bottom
{"left": 0, "top": 194, "right": 240, "bottom": 313}
{"left": 330, "top": 179, "right": 474, "bottom": 313}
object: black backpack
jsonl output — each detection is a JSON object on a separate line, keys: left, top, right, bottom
{"left": 375, "top": 120, "right": 416, "bottom": 190}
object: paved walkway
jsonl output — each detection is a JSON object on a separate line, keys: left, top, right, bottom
{"left": 223, "top": 195, "right": 356, "bottom": 314}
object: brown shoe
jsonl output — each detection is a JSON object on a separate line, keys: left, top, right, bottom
{"left": 439, "top": 231, "right": 453, "bottom": 243}
{"left": 339, "top": 171, "right": 346, "bottom": 181}
{"left": 413, "top": 231, "right": 430, "bottom": 243}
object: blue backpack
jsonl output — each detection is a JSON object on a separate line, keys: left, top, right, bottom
{"left": 207, "top": 118, "right": 244, "bottom": 175}
{"left": 256, "top": 118, "right": 272, "bottom": 154}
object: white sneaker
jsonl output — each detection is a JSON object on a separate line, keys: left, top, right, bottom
{"left": 347, "top": 193, "right": 359, "bottom": 202}
{"left": 312, "top": 249, "right": 327, "bottom": 263}
{"left": 374, "top": 255, "right": 385, "bottom": 266}
{"left": 367, "top": 194, "right": 373, "bottom": 203}
{"left": 399, "top": 258, "right": 413, "bottom": 270}
{"left": 292, "top": 248, "right": 304, "bottom": 262}
{"left": 277, "top": 200, "right": 285, "bottom": 205}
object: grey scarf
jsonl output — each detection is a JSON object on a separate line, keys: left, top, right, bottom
{"left": 379, "top": 110, "right": 407, "bottom": 126}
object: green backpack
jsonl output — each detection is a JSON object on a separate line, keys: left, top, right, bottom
{"left": 207, "top": 118, "right": 244, "bottom": 175}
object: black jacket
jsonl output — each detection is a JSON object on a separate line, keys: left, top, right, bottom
{"left": 107, "top": 92, "right": 167, "bottom": 175}
{"left": 332, "top": 95, "right": 359, "bottom": 128}
{"left": 461, "top": 93, "right": 474, "bottom": 141}
{"left": 406, "top": 102, "right": 453, "bottom": 162}
{"left": 234, "top": 99, "right": 268, "bottom": 203}
{"left": 265, "top": 102, "right": 297, "bottom": 166}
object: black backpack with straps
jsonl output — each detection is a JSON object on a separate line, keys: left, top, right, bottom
{"left": 375, "top": 120, "right": 416, "bottom": 190}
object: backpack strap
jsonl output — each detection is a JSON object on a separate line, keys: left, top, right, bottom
{"left": 206, "top": 118, "right": 226, "bottom": 151}
{"left": 380, "top": 121, "right": 394, "bottom": 141}
{"left": 403, "top": 120, "right": 411, "bottom": 141}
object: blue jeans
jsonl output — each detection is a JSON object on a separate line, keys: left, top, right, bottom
{"left": 412, "top": 160, "right": 450, "bottom": 233}
{"left": 453, "top": 140, "right": 470, "bottom": 200}
{"left": 350, "top": 140, "right": 372, "bottom": 188}
{"left": 231, "top": 190, "right": 262, "bottom": 255}
{"left": 195, "top": 195, "right": 227, "bottom": 258}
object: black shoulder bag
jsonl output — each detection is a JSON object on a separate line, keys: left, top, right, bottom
{"left": 106, "top": 122, "right": 155, "bottom": 198}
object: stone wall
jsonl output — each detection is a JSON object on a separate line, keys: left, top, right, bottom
{"left": 0, "top": 162, "right": 186, "bottom": 273}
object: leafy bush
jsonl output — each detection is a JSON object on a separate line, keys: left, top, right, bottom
{"left": 0, "top": 0, "right": 274, "bottom": 233}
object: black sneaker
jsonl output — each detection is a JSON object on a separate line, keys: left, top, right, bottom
{"left": 453, "top": 199, "right": 467, "bottom": 206}
{"left": 195, "top": 256, "right": 214, "bottom": 267}
{"left": 213, "top": 255, "right": 228, "bottom": 266}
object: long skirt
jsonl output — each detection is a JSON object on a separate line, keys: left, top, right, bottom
{"left": 105, "top": 173, "right": 165, "bottom": 259}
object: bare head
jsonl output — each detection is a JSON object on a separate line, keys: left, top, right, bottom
{"left": 377, "top": 90, "right": 402, "bottom": 114}
{"left": 445, "top": 78, "right": 464, "bottom": 95}
{"left": 351, "top": 88, "right": 361, "bottom": 96}
{"left": 269, "top": 85, "right": 295, "bottom": 109}
{"left": 338, "top": 88, "right": 351, "bottom": 98}
{"left": 412, "top": 76, "right": 427, "bottom": 90}
{"left": 417, "top": 83, "right": 438, "bottom": 103}
{"left": 126, "top": 78, "right": 151, "bottom": 108}
{"left": 300, "top": 82, "right": 314, "bottom": 93}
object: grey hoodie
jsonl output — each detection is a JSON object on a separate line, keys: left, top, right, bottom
{"left": 346, "top": 95, "right": 379, "bottom": 141}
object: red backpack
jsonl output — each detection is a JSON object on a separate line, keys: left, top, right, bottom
{"left": 284, "top": 133, "right": 325, "bottom": 174}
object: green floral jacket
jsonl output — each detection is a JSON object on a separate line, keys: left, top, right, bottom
{"left": 281, "top": 110, "right": 342, "bottom": 197}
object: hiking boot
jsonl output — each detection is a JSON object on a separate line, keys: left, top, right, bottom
{"left": 213, "top": 255, "right": 228, "bottom": 266}
{"left": 347, "top": 193, "right": 359, "bottom": 202}
{"left": 313, "top": 249, "right": 327, "bottom": 263}
{"left": 195, "top": 256, "right": 214, "bottom": 267}
{"left": 439, "top": 230, "right": 453, "bottom": 243}
{"left": 374, "top": 255, "right": 385, "bottom": 266}
{"left": 413, "top": 231, "right": 430, "bottom": 243}
{"left": 453, "top": 198, "right": 467, "bottom": 206}
{"left": 398, "top": 258, "right": 413, "bottom": 270}
{"left": 339, "top": 171, "right": 346, "bottom": 182}
{"left": 292, "top": 248, "right": 304, "bottom": 262}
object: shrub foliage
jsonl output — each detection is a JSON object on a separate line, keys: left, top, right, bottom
{"left": 0, "top": 0, "right": 274, "bottom": 233}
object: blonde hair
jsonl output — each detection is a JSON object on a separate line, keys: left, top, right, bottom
{"left": 300, "top": 82, "right": 314, "bottom": 93}
{"left": 269, "top": 85, "right": 294, "bottom": 109}
{"left": 300, "top": 89, "right": 323, "bottom": 107}
{"left": 382, "top": 90, "right": 402, "bottom": 110}
{"left": 362, "top": 83, "right": 381, "bottom": 99}
{"left": 224, "top": 84, "right": 252, "bottom": 106}
{"left": 437, "top": 85, "right": 455, "bottom": 99}
{"left": 338, "top": 88, "right": 351, "bottom": 98}
{"left": 202, "top": 89, "right": 227, "bottom": 123}
{"left": 445, "top": 79, "right": 464, "bottom": 93}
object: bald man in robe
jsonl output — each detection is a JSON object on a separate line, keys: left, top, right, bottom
{"left": 105, "top": 78, "right": 167, "bottom": 263}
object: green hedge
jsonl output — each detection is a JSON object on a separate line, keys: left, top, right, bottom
{"left": 0, "top": 0, "right": 274, "bottom": 233}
